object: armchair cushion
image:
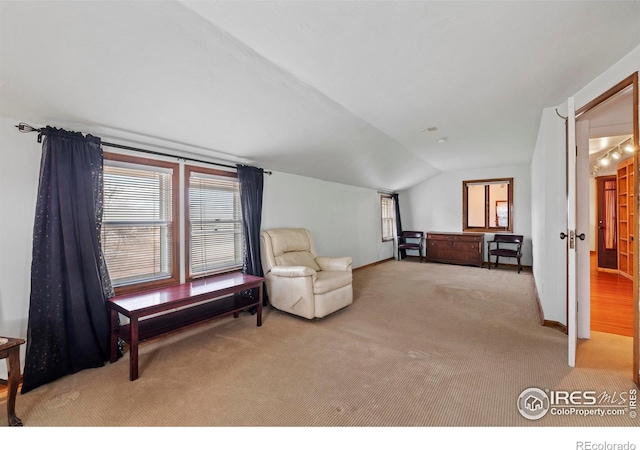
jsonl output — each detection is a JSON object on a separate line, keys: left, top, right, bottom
{"left": 269, "top": 228, "right": 313, "bottom": 255}
{"left": 276, "top": 251, "right": 321, "bottom": 271}
{"left": 314, "top": 270, "right": 352, "bottom": 294}
{"left": 263, "top": 228, "right": 322, "bottom": 271}
{"left": 271, "top": 266, "right": 317, "bottom": 278}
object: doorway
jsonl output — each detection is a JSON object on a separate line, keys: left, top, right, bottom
{"left": 589, "top": 135, "right": 634, "bottom": 338}
{"left": 596, "top": 176, "right": 617, "bottom": 271}
{"left": 574, "top": 75, "right": 638, "bottom": 384}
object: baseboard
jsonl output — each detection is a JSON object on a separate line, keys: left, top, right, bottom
{"left": 543, "top": 320, "right": 568, "bottom": 334}
{"left": 597, "top": 267, "right": 619, "bottom": 274}
{"left": 484, "top": 262, "right": 532, "bottom": 271}
{"left": 353, "top": 257, "right": 394, "bottom": 271}
{"left": 619, "top": 271, "right": 633, "bottom": 281}
{"left": 532, "top": 281, "right": 567, "bottom": 334}
{"left": 356, "top": 258, "right": 530, "bottom": 271}
{"left": 357, "top": 258, "right": 531, "bottom": 271}
{"left": 533, "top": 282, "right": 545, "bottom": 326}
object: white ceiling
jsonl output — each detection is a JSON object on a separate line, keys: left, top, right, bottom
{"left": 1, "top": 1, "right": 639, "bottom": 191}
{"left": 582, "top": 85, "right": 635, "bottom": 176}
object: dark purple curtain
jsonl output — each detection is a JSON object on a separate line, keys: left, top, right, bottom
{"left": 21, "top": 127, "right": 114, "bottom": 394}
{"left": 237, "top": 165, "right": 266, "bottom": 305}
{"left": 393, "top": 193, "right": 406, "bottom": 259}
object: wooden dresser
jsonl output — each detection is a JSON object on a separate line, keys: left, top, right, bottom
{"left": 426, "top": 232, "right": 484, "bottom": 267}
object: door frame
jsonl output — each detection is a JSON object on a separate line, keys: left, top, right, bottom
{"left": 572, "top": 72, "right": 639, "bottom": 385}
{"left": 567, "top": 96, "right": 577, "bottom": 367}
{"left": 576, "top": 119, "right": 591, "bottom": 341}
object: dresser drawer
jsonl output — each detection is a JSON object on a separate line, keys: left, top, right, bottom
{"left": 425, "top": 232, "right": 484, "bottom": 267}
{"left": 427, "top": 233, "right": 483, "bottom": 242}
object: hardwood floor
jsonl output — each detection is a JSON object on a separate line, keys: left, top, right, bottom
{"left": 590, "top": 252, "right": 634, "bottom": 337}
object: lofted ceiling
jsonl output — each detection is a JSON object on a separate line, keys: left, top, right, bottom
{"left": 1, "top": 1, "right": 639, "bottom": 192}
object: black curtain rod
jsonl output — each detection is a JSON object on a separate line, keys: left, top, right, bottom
{"left": 15, "top": 122, "right": 272, "bottom": 175}
{"left": 101, "top": 141, "right": 242, "bottom": 171}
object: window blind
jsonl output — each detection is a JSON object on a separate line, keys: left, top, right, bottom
{"left": 381, "top": 196, "right": 395, "bottom": 241}
{"left": 102, "top": 161, "right": 174, "bottom": 287}
{"left": 188, "top": 170, "right": 244, "bottom": 278}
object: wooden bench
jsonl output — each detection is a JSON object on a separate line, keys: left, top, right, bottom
{"left": 108, "top": 272, "right": 264, "bottom": 381}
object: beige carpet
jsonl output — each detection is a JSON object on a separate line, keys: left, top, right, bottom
{"left": 1, "top": 259, "right": 638, "bottom": 428}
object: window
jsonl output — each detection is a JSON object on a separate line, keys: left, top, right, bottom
{"left": 102, "top": 153, "right": 244, "bottom": 293}
{"left": 102, "top": 153, "right": 180, "bottom": 292}
{"left": 462, "top": 178, "right": 513, "bottom": 232}
{"left": 381, "top": 195, "right": 396, "bottom": 242}
{"left": 186, "top": 166, "right": 244, "bottom": 279}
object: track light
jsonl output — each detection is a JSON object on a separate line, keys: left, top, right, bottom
{"left": 592, "top": 138, "right": 633, "bottom": 175}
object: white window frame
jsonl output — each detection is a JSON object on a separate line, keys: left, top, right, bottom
{"left": 381, "top": 195, "right": 396, "bottom": 242}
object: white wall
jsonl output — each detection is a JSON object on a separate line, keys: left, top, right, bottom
{"left": 401, "top": 164, "right": 533, "bottom": 266}
{"left": 262, "top": 171, "right": 393, "bottom": 268}
{"left": 0, "top": 117, "right": 41, "bottom": 377}
{"left": 531, "top": 43, "right": 640, "bottom": 325}
{"left": 530, "top": 107, "right": 568, "bottom": 324}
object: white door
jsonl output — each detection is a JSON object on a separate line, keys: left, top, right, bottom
{"left": 567, "top": 97, "right": 578, "bottom": 367}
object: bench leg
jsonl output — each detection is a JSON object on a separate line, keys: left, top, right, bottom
{"left": 257, "top": 284, "right": 263, "bottom": 327}
{"left": 129, "top": 318, "right": 139, "bottom": 381}
{"left": 110, "top": 309, "right": 119, "bottom": 363}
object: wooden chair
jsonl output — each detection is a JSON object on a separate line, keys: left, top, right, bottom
{"left": 487, "top": 234, "right": 524, "bottom": 273}
{"left": 397, "top": 231, "right": 425, "bottom": 263}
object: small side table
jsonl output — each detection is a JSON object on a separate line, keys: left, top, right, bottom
{"left": 0, "top": 337, "right": 25, "bottom": 426}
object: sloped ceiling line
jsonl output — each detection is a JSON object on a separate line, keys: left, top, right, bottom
{"left": 1, "top": 1, "right": 639, "bottom": 191}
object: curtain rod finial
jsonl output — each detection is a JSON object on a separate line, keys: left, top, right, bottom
{"left": 16, "top": 122, "right": 41, "bottom": 133}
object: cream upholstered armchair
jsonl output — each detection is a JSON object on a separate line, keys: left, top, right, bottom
{"left": 260, "top": 228, "right": 353, "bottom": 319}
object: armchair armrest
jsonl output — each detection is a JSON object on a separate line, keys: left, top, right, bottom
{"left": 270, "top": 266, "right": 317, "bottom": 278}
{"left": 315, "top": 256, "right": 353, "bottom": 272}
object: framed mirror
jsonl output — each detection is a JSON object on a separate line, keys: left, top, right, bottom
{"left": 463, "top": 178, "right": 513, "bottom": 232}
